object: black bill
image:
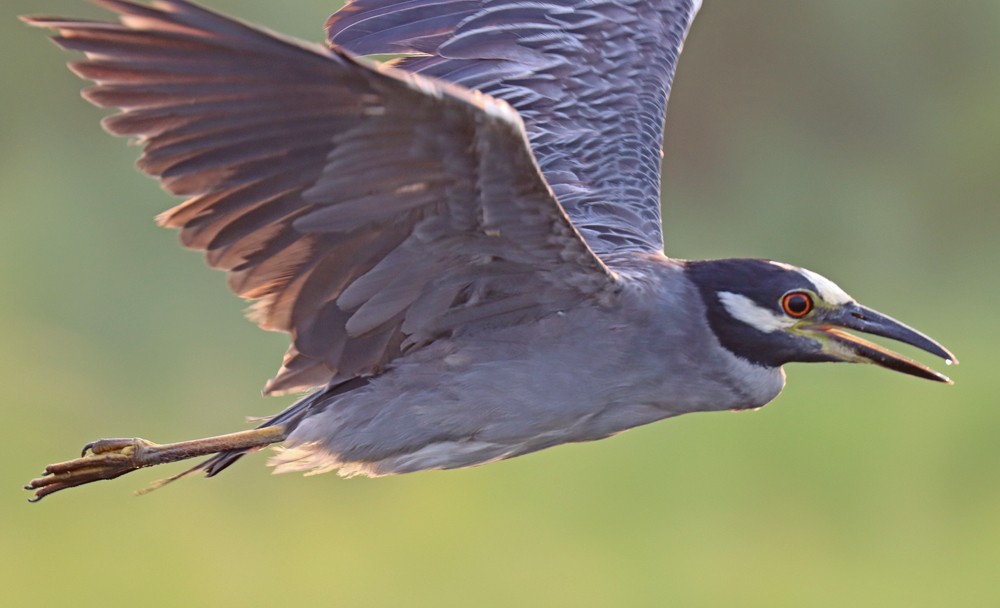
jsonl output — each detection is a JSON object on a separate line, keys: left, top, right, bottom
{"left": 811, "top": 304, "right": 957, "bottom": 383}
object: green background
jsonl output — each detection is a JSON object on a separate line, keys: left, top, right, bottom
{"left": 2, "top": 1, "right": 998, "bottom": 606}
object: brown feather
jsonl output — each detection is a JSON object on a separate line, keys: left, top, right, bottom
{"left": 25, "top": 0, "right": 617, "bottom": 394}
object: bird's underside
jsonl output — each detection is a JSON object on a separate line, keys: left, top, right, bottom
{"left": 26, "top": 259, "right": 787, "bottom": 503}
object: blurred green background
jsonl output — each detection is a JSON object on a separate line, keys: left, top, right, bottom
{"left": 2, "top": 1, "right": 998, "bottom": 606}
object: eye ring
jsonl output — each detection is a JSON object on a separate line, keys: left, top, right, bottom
{"left": 781, "top": 291, "right": 814, "bottom": 318}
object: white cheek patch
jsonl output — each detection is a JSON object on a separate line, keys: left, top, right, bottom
{"left": 718, "top": 292, "right": 795, "bottom": 333}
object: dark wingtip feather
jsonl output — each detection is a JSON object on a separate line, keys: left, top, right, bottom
{"left": 19, "top": 15, "right": 81, "bottom": 27}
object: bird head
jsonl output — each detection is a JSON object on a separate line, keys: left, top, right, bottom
{"left": 684, "top": 259, "right": 956, "bottom": 383}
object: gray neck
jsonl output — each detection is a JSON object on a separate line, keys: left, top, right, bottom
{"left": 609, "top": 257, "right": 787, "bottom": 414}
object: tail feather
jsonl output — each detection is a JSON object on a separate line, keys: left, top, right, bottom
{"left": 184, "top": 376, "right": 371, "bottom": 480}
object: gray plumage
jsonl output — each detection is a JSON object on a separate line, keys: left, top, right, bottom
{"left": 327, "top": 0, "right": 698, "bottom": 253}
{"left": 23, "top": 0, "right": 954, "bottom": 496}
{"left": 272, "top": 258, "right": 783, "bottom": 476}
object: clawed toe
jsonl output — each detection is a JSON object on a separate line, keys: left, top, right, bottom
{"left": 26, "top": 438, "right": 150, "bottom": 502}
{"left": 82, "top": 438, "right": 153, "bottom": 457}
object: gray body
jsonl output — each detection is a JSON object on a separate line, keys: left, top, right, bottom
{"left": 280, "top": 257, "right": 784, "bottom": 476}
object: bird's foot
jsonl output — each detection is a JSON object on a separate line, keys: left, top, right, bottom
{"left": 26, "top": 438, "right": 158, "bottom": 502}
{"left": 25, "top": 426, "right": 288, "bottom": 502}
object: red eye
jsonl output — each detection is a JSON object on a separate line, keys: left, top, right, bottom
{"left": 781, "top": 292, "right": 813, "bottom": 318}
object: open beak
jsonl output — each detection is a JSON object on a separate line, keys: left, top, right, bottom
{"left": 805, "top": 304, "right": 958, "bottom": 383}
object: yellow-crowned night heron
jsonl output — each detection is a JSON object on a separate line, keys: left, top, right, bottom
{"left": 25, "top": 0, "right": 955, "bottom": 501}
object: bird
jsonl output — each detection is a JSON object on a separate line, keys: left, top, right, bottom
{"left": 23, "top": 0, "right": 955, "bottom": 502}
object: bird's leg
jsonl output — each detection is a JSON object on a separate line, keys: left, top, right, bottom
{"left": 25, "top": 425, "right": 286, "bottom": 502}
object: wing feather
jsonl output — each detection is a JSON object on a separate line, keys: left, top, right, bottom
{"left": 328, "top": 0, "right": 702, "bottom": 254}
{"left": 25, "top": 0, "right": 618, "bottom": 394}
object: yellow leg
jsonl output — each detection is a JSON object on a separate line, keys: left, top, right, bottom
{"left": 26, "top": 425, "right": 286, "bottom": 502}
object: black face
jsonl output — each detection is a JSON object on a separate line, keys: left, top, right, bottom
{"left": 684, "top": 259, "right": 838, "bottom": 367}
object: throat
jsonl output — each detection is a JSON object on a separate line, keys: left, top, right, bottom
{"left": 714, "top": 348, "right": 787, "bottom": 410}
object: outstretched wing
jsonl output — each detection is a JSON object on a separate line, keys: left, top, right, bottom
{"left": 25, "top": 0, "right": 618, "bottom": 395}
{"left": 328, "top": 0, "right": 702, "bottom": 254}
